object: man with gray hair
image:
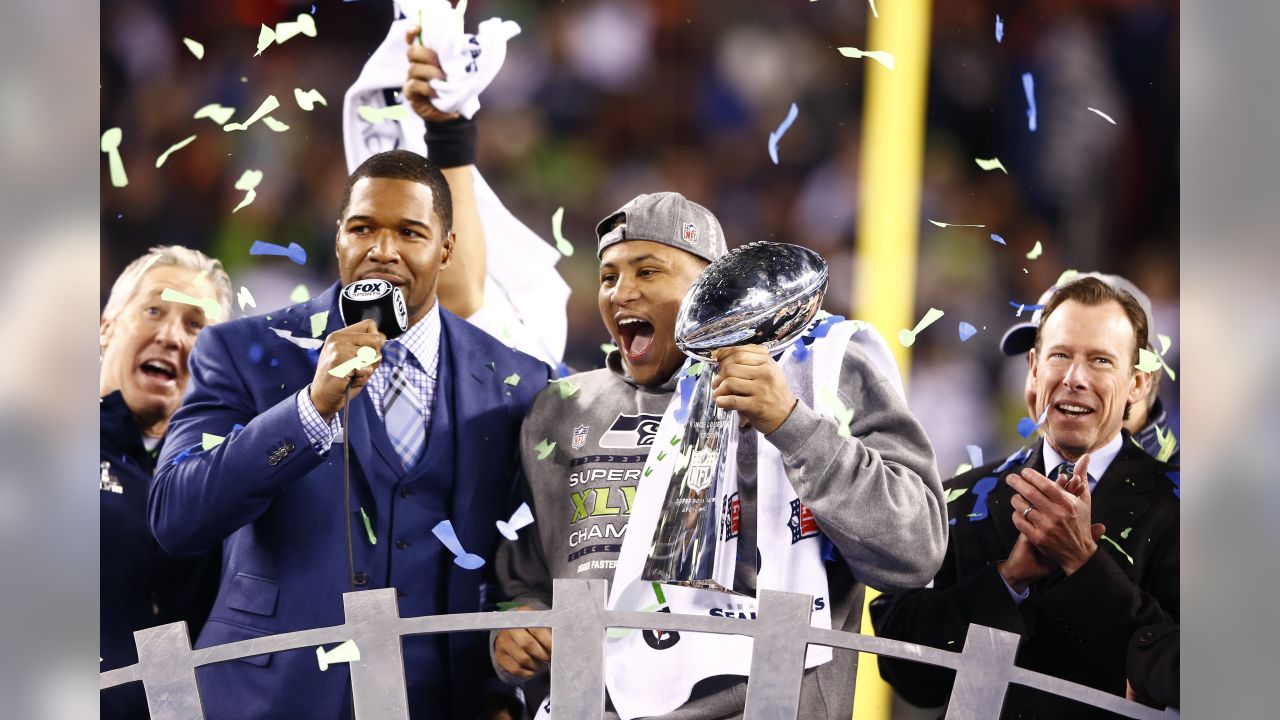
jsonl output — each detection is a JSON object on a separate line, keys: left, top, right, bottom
{"left": 491, "top": 192, "right": 946, "bottom": 718}
{"left": 100, "top": 245, "right": 230, "bottom": 719}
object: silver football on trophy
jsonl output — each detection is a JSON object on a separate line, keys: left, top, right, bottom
{"left": 674, "top": 242, "right": 829, "bottom": 362}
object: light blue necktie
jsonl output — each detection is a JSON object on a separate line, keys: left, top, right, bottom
{"left": 381, "top": 341, "right": 425, "bottom": 469}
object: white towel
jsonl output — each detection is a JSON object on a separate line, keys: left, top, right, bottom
{"left": 342, "top": 1, "right": 569, "bottom": 366}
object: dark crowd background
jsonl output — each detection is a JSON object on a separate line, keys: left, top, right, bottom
{"left": 100, "top": 0, "right": 1178, "bottom": 486}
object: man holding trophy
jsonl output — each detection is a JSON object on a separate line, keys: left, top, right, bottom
{"left": 492, "top": 191, "right": 947, "bottom": 719}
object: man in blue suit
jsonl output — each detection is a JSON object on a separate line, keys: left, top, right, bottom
{"left": 150, "top": 148, "right": 549, "bottom": 719}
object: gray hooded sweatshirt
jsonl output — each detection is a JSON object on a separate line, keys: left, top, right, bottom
{"left": 493, "top": 338, "right": 947, "bottom": 719}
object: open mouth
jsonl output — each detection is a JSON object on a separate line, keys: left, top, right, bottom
{"left": 139, "top": 359, "right": 178, "bottom": 383}
{"left": 617, "top": 317, "right": 655, "bottom": 360}
{"left": 1053, "top": 402, "right": 1095, "bottom": 418}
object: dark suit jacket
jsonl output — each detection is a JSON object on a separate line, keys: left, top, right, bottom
{"left": 872, "top": 435, "right": 1179, "bottom": 719}
{"left": 150, "top": 283, "right": 549, "bottom": 719}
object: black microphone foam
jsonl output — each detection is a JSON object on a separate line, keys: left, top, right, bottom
{"left": 339, "top": 279, "right": 409, "bottom": 339}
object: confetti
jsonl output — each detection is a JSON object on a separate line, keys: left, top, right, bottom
{"left": 975, "top": 157, "right": 1008, "bottom": 174}
{"left": 966, "top": 444, "right": 984, "bottom": 468}
{"left": 928, "top": 220, "right": 985, "bottom": 228}
{"left": 1157, "top": 334, "right": 1172, "bottom": 355}
{"left": 958, "top": 322, "right": 978, "bottom": 342}
{"left": 101, "top": 128, "right": 127, "bottom": 188}
{"left": 601, "top": 343, "right": 617, "bottom": 355}
{"left": 202, "top": 433, "right": 225, "bottom": 451}
{"left": 898, "top": 307, "right": 945, "bottom": 347}
{"left": 250, "top": 240, "right": 308, "bottom": 265}
{"left": 496, "top": 502, "right": 535, "bottom": 541}
{"left": 193, "top": 103, "right": 237, "bottom": 126}
{"left": 548, "top": 378, "right": 580, "bottom": 399}
{"left": 232, "top": 169, "right": 265, "bottom": 213}
{"left": 290, "top": 284, "right": 311, "bottom": 304}
{"left": 504, "top": 373, "right": 521, "bottom": 386}
{"left": 1120, "top": 527, "right": 1133, "bottom": 540}
{"left": 1055, "top": 269, "right": 1080, "bottom": 286}
{"left": 1137, "top": 348, "right": 1176, "bottom": 380}
{"left": 328, "top": 346, "right": 379, "bottom": 378}
{"left": 161, "top": 288, "right": 223, "bottom": 321}
{"left": 316, "top": 640, "right": 360, "bottom": 671}
{"left": 310, "top": 311, "right": 329, "bottom": 338}
{"left": 534, "top": 439, "right": 556, "bottom": 460}
{"left": 261, "top": 116, "right": 290, "bottom": 132}
{"left": 816, "top": 386, "right": 855, "bottom": 437}
{"left": 767, "top": 102, "right": 799, "bottom": 165}
{"left": 868, "top": 0, "right": 878, "bottom": 18}
{"left": 1087, "top": 107, "right": 1117, "bottom": 125}
{"left": 995, "top": 14, "right": 1004, "bottom": 43}
{"left": 955, "top": 463, "right": 972, "bottom": 476}
{"left": 1099, "top": 535, "right": 1134, "bottom": 565}
{"left": 837, "top": 47, "right": 895, "bottom": 71}
{"left": 1025, "top": 241, "right": 1043, "bottom": 260}
{"left": 944, "top": 488, "right": 969, "bottom": 503}
{"left": 1022, "top": 72, "right": 1037, "bottom": 132}
{"left": 183, "top": 38, "right": 205, "bottom": 59}
{"left": 274, "top": 14, "right": 318, "bottom": 44}
{"left": 294, "top": 88, "right": 328, "bottom": 111}
{"left": 1008, "top": 301, "right": 1045, "bottom": 316}
{"left": 255, "top": 24, "right": 276, "bottom": 56}
{"left": 967, "top": 476, "right": 999, "bottom": 520}
{"left": 551, "top": 207, "right": 573, "bottom": 256}
{"left": 497, "top": 601, "right": 522, "bottom": 611}
{"left": 360, "top": 507, "right": 377, "bottom": 545}
{"left": 1016, "top": 408, "right": 1048, "bottom": 439}
{"left": 155, "top": 135, "right": 196, "bottom": 168}
{"left": 269, "top": 326, "right": 323, "bottom": 350}
{"left": 990, "top": 234, "right": 1006, "bottom": 245}
{"left": 357, "top": 104, "right": 412, "bottom": 124}
{"left": 224, "top": 95, "right": 280, "bottom": 132}
{"left": 433, "top": 520, "right": 485, "bottom": 569}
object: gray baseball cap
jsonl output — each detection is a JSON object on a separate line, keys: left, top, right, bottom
{"left": 595, "top": 192, "right": 728, "bottom": 264}
{"left": 1000, "top": 271, "right": 1156, "bottom": 356}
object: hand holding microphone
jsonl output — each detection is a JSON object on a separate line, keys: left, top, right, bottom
{"left": 309, "top": 280, "right": 408, "bottom": 420}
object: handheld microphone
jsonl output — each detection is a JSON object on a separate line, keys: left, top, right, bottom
{"left": 339, "top": 279, "right": 409, "bottom": 339}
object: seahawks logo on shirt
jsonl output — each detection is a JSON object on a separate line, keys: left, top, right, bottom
{"left": 599, "top": 413, "right": 663, "bottom": 449}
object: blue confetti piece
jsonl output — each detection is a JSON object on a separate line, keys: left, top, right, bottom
{"left": 249, "top": 240, "right": 308, "bottom": 265}
{"left": 958, "top": 322, "right": 977, "bottom": 342}
{"left": 1022, "top": 72, "right": 1037, "bottom": 132}
{"left": 171, "top": 448, "right": 192, "bottom": 466}
{"left": 949, "top": 517, "right": 957, "bottom": 526}
{"left": 1008, "top": 301, "right": 1045, "bottom": 317}
{"left": 674, "top": 373, "right": 697, "bottom": 424}
{"left": 270, "top": 358, "right": 280, "bottom": 367}
{"left": 310, "top": 4, "right": 316, "bottom": 12}
{"left": 232, "top": 423, "right": 245, "bottom": 433}
{"left": 1167, "top": 471, "right": 1179, "bottom": 499}
{"left": 432, "top": 520, "right": 485, "bottom": 569}
{"left": 767, "top": 102, "right": 799, "bottom": 165}
{"left": 995, "top": 14, "right": 1004, "bottom": 43}
{"left": 248, "top": 343, "right": 264, "bottom": 364}
{"left": 990, "top": 233, "right": 1006, "bottom": 245}
{"left": 967, "top": 476, "right": 999, "bottom": 521}
{"left": 557, "top": 362, "right": 571, "bottom": 379}
{"left": 808, "top": 314, "right": 846, "bottom": 338}
{"left": 1017, "top": 416, "right": 1037, "bottom": 438}
{"left": 966, "top": 444, "right": 984, "bottom": 468}
{"left": 791, "top": 340, "right": 810, "bottom": 361}
{"left": 995, "top": 446, "right": 1030, "bottom": 474}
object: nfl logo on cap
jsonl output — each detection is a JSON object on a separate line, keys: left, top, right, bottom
{"left": 682, "top": 222, "right": 698, "bottom": 245}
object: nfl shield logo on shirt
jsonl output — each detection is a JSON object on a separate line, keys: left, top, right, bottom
{"left": 572, "top": 424, "right": 589, "bottom": 450}
{"left": 682, "top": 222, "right": 698, "bottom": 245}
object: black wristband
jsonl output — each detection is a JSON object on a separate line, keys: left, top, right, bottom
{"left": 424, "top": 117, "right": 478, "bottom": 168}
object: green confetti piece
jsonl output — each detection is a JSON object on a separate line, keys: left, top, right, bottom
{"left": 551, "top": 206, "right": 573, "bottom": 256}
{"left": 534, "top": 439, "right": 555, "bottom": 460}
{"left": 290, "top": 283, "right": 311, "bottom": 304}
{"left": 201, "top": 433, "right": 225, "bottom": 451}
{"left": 261, "top": 116, "right": 290, "bottom": 132}
{"left": 601, "top": 343, "right": 617, "bottom": 355}
{"left": 294, "top": 88, "right": 327, "bottom": 111}
{"left": 194, "top": 103, "right": 237, "bottom": 126}
{"left": 101, "top": 128, "right": 127, "bottom": 188}
{"left": 687, "top": 362, "right": 705, "bottom": 376}
{"left": 1026, "top": 241, "right": 1044, "bottom": 260}
{"left": 1099, "top": 534, "right": 1134, "bottom": 565}
{"left": 327, "top": 346, "right": 378, "bottom": 379}
{"left": 255, "top": 24, "right": 275, "bottom": 56}
{"left": 1054, "top": 269, "right": 1079, "bottom": 287}
{"left": 975, "top": 157, "right": 1008, "bottom": 174}
{"left": 504, "top": 373, "right": 521, "bottom": 386}
{"left": 273, "top": 14, "right": 317, "bottom": 44}
{"left": 496, "top": 601, "right": 521, "bottom": 611}
{"left": 953, "top": 464, "right": 973, "bottom": 477}
{"left": 360, "top": 507, "right": 377, "bottom": 546}
{"left": 1154, "top": 425, "right": 1178, "bottom": 463}
{"left": 1157, "top": 334, "right": 1172, "bottom": 356}
{"left": 898, "top": 307, "right": 945, "bottom": 347}
{"left": 944, "top": 488, "right": 969, "bottom": 503}
{"left": 651, "top": 582, "right": 667, "bottom": 604}
{"left": 1120, "top": 527, "right": 1133, "bottom": 540}
{"left": 224, "top": 95, "right": 280, "bottom": 132}
{"left": 156, "top": 135, "right": 197, "bottom": 168}
{"left": 182, "top": 37, "right": 204, "bottom": 59}
{"left": 232, "top": 169, "right": 265, "bottom": 213}
{"left": 816, "top": 386, "right": 854, "bottom": 437}
{"left": 928, "top": 220, "right": 986, "bottom": 228}
{"left": 310, "top": 311, "right": 329, "bottom": 338}
{"left": 548, "top": 378, "right": 580, "bottom": 399}
{"left": 357, "top": 104, "right": 412, "bottom": 124}
{"left": 1136, "top": 348, "right": 1162, "bottom": 372}
{"left": 837, "top": 46, "right": 895, "bottom": 70}
{"left": 161, "top": 288, "right": 223, "bottom": 321}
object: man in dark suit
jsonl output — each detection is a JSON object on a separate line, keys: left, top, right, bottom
{"left": 872, "top": 276, "right": 1179, "bottom": 719}
{"left": 150, "top": 149, "right": 549, "bottom": 719}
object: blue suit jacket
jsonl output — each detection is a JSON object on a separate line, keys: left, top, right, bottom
{"left": 150, "top": 283, "right": 549, "bottom": 719}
